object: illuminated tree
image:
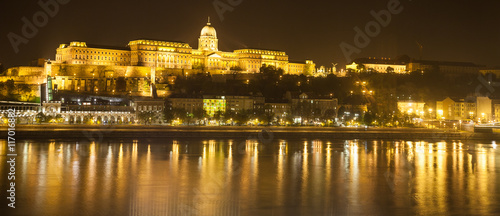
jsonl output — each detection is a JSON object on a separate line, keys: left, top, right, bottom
{"left": 323, "top": 109, "right": 337, "bottom": 121}
{"left": 35, "top": 112, "right": 47, "bottom": 124}
{"left": 138, "top": 111, "right": 156, "bottom": 125}
{"left": 230, "top": 66, "right": 243, "bottom": 72}
{"left": 56, "top": 114, "right": 64, "bottom": 123}
{"left": 234, "top": 109, "right": 251, "bottom": 125}
{"left": 363, "top": 112, "right": 375, "bottom": 126}
{"left": 193, "top": 107, "right": 206, "bottom": 125}
{"left": 213, "top": 110, "right": 224, "bottom": 124}
{"left": 5, "top": 79, "right": 15, "bottom": 96}
{"left": 356, "top": 63, "right": 366, "bottom": 72}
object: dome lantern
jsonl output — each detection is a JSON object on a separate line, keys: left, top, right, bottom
{"left": 200, "top": 17, "right": 217, "bottom": 38}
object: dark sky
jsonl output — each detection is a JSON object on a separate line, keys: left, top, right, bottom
{"left": 0, "top": 0, "right": 499, "bottom": 68}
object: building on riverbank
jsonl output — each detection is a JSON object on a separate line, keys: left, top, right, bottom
{"left": 1, "top": 19, "right": 316, "bottom": 99}
{"left": 346, "top": 57, "right": 408, "bottom": 74}
{"left": 397, "top": 100, "right": 426, "bottom": 117}
{"left": 436, "top": 96, "right": 492, "bottom": 122}
{"left": 0, "top": 101, "right": 41, "bottom": 124}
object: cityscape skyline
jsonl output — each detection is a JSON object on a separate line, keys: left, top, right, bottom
{"left": 2, "top": 1, "right": 500, "bottom": 215}
{"left": 0, "top": 0, "right": 499, "bottom": 68}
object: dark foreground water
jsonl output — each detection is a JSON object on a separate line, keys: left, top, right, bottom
{"left": 1, "top": 137, "right": 500, "bottom": 216}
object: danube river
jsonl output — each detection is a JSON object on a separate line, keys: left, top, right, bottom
{"left": 1, "top": 136, "right": 499, "bottom": 215}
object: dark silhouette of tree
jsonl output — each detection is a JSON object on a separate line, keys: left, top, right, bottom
{"left": 386, "top": 66, "right": 394, "bottom": 73}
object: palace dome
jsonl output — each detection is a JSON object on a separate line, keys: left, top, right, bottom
{"left": 201, "top": 20, "right": 217, "bottom": 38}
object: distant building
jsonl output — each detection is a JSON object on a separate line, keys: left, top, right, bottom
{"left": 476, "top": 97, "right": 492, "bottom": 122}
{"left": 436, "top": 96, "right": 491, "bottom": 122}
{"left": 408, "top": 60, "right": 484, "bottom": 74}
{"left": 314, "top": 65, "right": 334, "bottom": 77}
{"left": 203, "top": 96, "right": 226, "bottom": 117}
{"left": 30, "top": 58, "right": 47, "bottom": 67}
{"left": 0, "top": 101, "right": 41, "bottom": 124}
{"left": 397, "top": 100, "right": 426, "bottom": 117}
{"left": 41, "top": 101, "right": 135, "bottom": 124}
{"left": 1, "top": 19, "right": 317, "bottom": 99}
{"left": 53, "top": 18, "right": 313, "bottom": 75}
{"left": 286, "top": 92, "right": 338, "bottom": 120}
{"left": 493, "top": 102, "right": 500, "bottom": 122}
{"left": 480, "top": 69, "right": 500, "bottom": 77}
{"left": 346, "top": 57, "right": 485, "bottom": 75}
{"left": 265, "top": 100, "right": 291, "bottom": 121}
{"left": 225, "top": 95, "right": 257, "bottom": 113}
{"left": 346, "top": 57, "right": 407, "bottom": 74}
{"left": 436, "top": 97, "right": 475, "bottom": 121}
{"left": 167, "top": 95, "right": 203, "bottom": 114}
{"left": 133, "top": 99, "right": 164, "bottom": 113}
{"left": 132, "top": 98, "right": 165, "bottom": 124}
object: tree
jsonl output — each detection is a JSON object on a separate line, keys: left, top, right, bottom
{"left": 263, "top": 111, "right": 275, "bottom": 125}
{"left": 5, "top": 79, "right": 15, "bottom": 96}
{"left": 163, "top": 107, "right": 177, "bottom": 124}
{"left": 17, "top": 84, "right": 34, "bottom": 101}
{"left": 230, "top": 66, "right": 243, "bottom": 72}
{"left": 138, "top": 79, "right": 150, "bottom": 93}
{"left": 254, "top": 104, "right": 275, "bottom": 125}
{"left": 138, "top": 111, "right": 157, "bottom": 125}
{"left": 193, "top": 108, "right": 206, "bottom": 125}
{"left": 192, "top": 62, "right": 205, "bottom": 70}
{"left": 323, "top": 109, "right": 337, "bottom": 120}
{"left": 163, "top": 108, "right": 189, "bottom": 125}
{"left": 214, "top": 110, "right": 225, "bottom": 125}
{"left": 293, "top": 101, "right": 314, "bottom": 124}
{"left": 363, "top": 112, "right": 375, "bottom": 126}
{"left": 260, "top": 65, "right": 284, "bottom": 78}
{"left": 55, "top": 114, "right": 64, "bottom": 123}
{"left": 356, "top": 63, "right": 366, "bottom": 72}
{"left": 225, "top": 109, "right": 237, "bottom": 125}
{"left": 234, "top": 109, "right": 251, "bottom": 125}
{"left": 35, "top": 112, "right": 47, "bottom": 124}
{"left": 304, "top": 63, "right": 315, "bottom": 77}
{"left": 386, "top": 66, "right": 394, "bottom": 73}
{"left": 116, "top": 77, "right": 127, "bottom": 92}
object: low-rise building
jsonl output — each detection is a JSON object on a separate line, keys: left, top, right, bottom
{"left": 0, "top": 101, "right": 41, "bottom": 124}
{"left": 408, "top": 60, "right": 484, "bottom": 74}
{"left": 346, "top": 57, "right": 407, "bottom": 74}
{"left": 286, "top": 92, "right": 338, "bottom": 120}
{"left": 436, "top": 97, "right": 491, "bottom": 122}
{"left": 494, "top": 103, "right": 500, "bottom": 122}
{"left": 203, "top": 96, "right": 226, "bottom": 117}
{"left": 397, "top": 100, "right": 426, "bottom": 117}
{"left": 477, "top": 97, "right": 492, "bottom": 122}
{"left": 225, "top": 96, "right": 255, "bottom": 113}
{"left": 265, "top": 100, "right": 291, "bottom": 121}
{"left": 132, "top": 98, "right": 165, "bottom": 124}
{"left": 167, "top": 95, "right": 203, "bottom": 114}
{"left": 133, "top": 99, "right": 165, "bottom": 113}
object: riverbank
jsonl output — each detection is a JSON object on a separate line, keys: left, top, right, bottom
{"left": 1, "top": 125, "right": 491, "bottom": 141}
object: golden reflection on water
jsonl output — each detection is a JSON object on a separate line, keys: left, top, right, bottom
{"left": 0, "top": 139, "right": 498, "bottom": 215}
{"left": 276, "top": 140, "right": 287, "bottom": 206}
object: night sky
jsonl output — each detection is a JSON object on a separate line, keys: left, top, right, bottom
{"left": 0, "top": 0, "right": 499, "bottom": 68}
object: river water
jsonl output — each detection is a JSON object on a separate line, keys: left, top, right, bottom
{"left": 1, "top": 137, "right": 499, "bottom": 215}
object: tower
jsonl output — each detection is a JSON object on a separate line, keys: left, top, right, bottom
{"left": 198, "top": 17, "right": 218, "bottom": 52}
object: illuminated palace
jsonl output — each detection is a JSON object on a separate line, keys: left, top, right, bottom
{"left": 54, "top": 18, "right": 315, "bottom": 75}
